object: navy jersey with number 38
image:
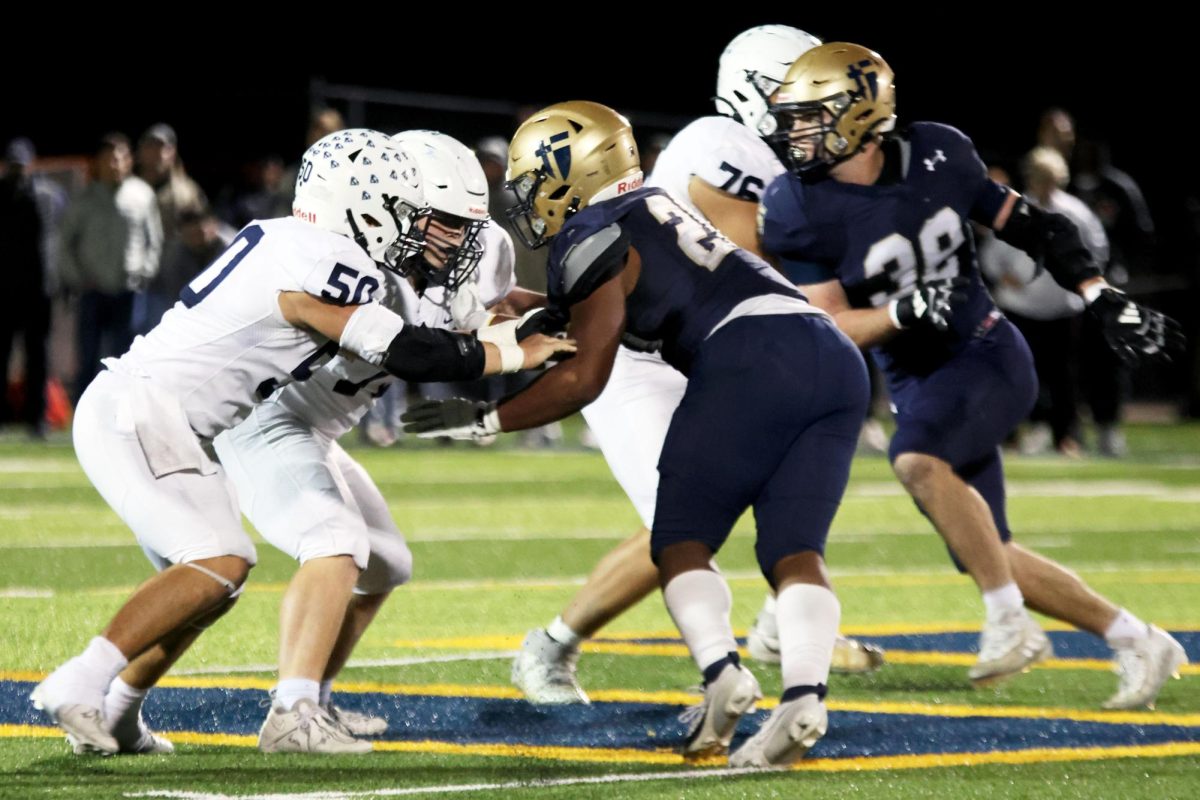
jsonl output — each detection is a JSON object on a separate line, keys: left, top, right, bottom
{"left": 761, "top": 123, "right": 1011, "bottom": 377}
{"left": 547, "top": 186, "right": 806, "bottom": 374}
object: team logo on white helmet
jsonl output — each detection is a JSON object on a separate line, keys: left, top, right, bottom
{"left": 293, "top": 128, "right": 429, "bottom": 274}
{"left": 715, "top": 25, "right": 823, "bottom": 138}
{"left": 390, "top": 130, "right": 490, "bottom": 291}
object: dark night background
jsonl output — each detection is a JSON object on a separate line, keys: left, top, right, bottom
{"left": 5, "top": 14, "right": 1197, "bottom": 403}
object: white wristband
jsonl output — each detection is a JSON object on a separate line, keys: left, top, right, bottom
{"left": 339, "top": 302, "right": 406, "bottom": 366}
{"left": 887, "top": 298, "right": 905, "bottom": 330}
{"left": 476, "top": 318, "right": 520, "bottom": 346}
{"left": 497, "top": 341, "right": 525, "bottom": 373}
{"left": 1082, "top": 281, "right": 1109, "bottom": 305}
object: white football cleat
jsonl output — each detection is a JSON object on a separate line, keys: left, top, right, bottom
{"left": 747, "top": 610, "right": 884, "bottom": 675}
{"left": 831, "top": 635, "right": 886, "bottom": 675}
{"left": 511, "top": 629, "right": 590, "bottom": 705}
{"left": 1103, "top": 625, "right": 1188, "bottom": 710}
{"left": 258, "top": 699, "right": 372, "bottom": 754}
{"left": 326, "top": 704, "right": 388, "bottom": 736}
{"left": 31, "top": 680, "right": 118, "bottom": 756}
{"left": 969, "top": 608, "right": 1053, "bottom": 687}
{"left": 729, "top": 693, "right": 827, "bottom": 768}
{"left": 111, "top": 714, "right": 174, "bottom": 755}
{"left": 679, "top": 662, "right": 762, "bottom": 761}
{"left": 745, "top": 607, "right": 782, "bottom": 664}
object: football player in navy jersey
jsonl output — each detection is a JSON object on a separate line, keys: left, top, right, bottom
{"left": 404, "top": 100, "right": 869, "bottom": 766}
{"left": 760, "top": 42, "right": 1187, "bottom": 708}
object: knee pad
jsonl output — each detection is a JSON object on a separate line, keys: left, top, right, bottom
{"left": 355, "top": 532, "right": 413, "bottom": 595}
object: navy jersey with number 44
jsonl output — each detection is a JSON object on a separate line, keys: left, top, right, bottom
{"left": 760, "top": 122, "right": 1011, "bottom": 378}
{"left": 547, "top": 186, "right": 806, "bottom": 375}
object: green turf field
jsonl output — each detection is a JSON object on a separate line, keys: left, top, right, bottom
{"left": 1, "top": 422, "right": 1198, "bottom": 799}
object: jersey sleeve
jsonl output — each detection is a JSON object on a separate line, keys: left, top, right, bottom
{"left": 292, "top": 240, "right": 384, "bottom": 306}
{"left": 758, "top": 173, "right": 838, "bottom": 285}
{"left": 928, "top": 123, "right": 1011, "bottom": 227}
{"left": 547, "top": 222, "right": 631, "bottom": 308}
{"left": 476, "top": 223, "right": 517, "bottom": 308}
{"left": 690, "top": 123, "right": 782, "bottom": 201}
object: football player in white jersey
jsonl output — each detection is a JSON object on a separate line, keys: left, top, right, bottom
{"left": 509, "top": 25, "right": 881, "bottom": 706}
{"left": 213, "top": 130, "right": 537, "bottom": 753}
{"left": 31, "top": 129, "right": 572, "bottom": 756}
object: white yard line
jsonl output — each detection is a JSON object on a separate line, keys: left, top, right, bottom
{"left": 126, "top": 767, "right": 776, "bottom": 799}
{"left": 0, "top": 588, "right": 53, "bottom": 598}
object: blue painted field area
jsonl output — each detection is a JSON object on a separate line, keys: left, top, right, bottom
{"left": 7, "top": 679, "right": 1197, "bottom": 760}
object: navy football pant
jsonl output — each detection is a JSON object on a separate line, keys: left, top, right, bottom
{"left": 651, "top": 314, "right": 869, "bottom": 582}
{"left": 885, "top": 319, "right": 1037, "bottom": 568}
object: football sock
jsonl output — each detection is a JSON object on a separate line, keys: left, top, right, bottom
{"left": 1104, "top": 608, "right": 1151, "bottom": 646}
{"left": 982, "top": 582, "right": 1025, "bottom": 620}
{"left": 274, "top": 678, "right": 320, "bottom": 711}
{"left": 776, "top": 583, "right": 840, "bottom": 690}
{"left": 545, "top": 616, "right": 583, "bottom": 648}
{"left": 663, "top": 569, "right": 738, "bottom": 674}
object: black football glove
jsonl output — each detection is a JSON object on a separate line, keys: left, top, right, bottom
{"left": 891, "top": 277, "right": 971, "bottom": 333}
{"left": 1088, "top": 288, "right": 1185, "bottom": 366}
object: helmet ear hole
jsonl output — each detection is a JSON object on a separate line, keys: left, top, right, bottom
{"left": 547, "top": 185, "right": 570, "bottom": 201}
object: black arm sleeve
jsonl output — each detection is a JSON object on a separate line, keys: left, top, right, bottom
{"left": 381, "top": 325, "right": 486, "bottom": 383}
{"left": 994, "top": 197, "right": 1103, "bottom": 290}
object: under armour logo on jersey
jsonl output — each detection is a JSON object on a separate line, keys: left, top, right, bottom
{"left": 924, "top": 150, "right": 947, "bottom": 172}
{"left": 535, "top": 131, "right": 572, "bottom": 179}
{"left": 1118, "top": 303, "right": 1142, "bottom": 325}
{"left": 847, "top": 60, "right": 879, "bottom": 100}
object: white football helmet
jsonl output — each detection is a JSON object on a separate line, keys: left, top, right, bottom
{"left": 715, "top": 25, "right": 823, "bottom": 138}
{"left": 390, "top": 130, "right": 490, "bottom": 290}
{"left": 293, "top": 128, "right": 428, "bottom": 274}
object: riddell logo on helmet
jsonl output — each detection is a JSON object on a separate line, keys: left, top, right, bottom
{"left": 616, "top": 176, "right": 644, "bottom": 194}
{"left": 294, "top": 208, "right": 317, "bottom": 224}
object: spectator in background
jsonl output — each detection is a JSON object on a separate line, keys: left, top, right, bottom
{"left": 1038, "top": 108, "right": 1149, "bottom": 456}
{"left": 58, "top": 133, "right": 162, "bottom": 401}
{"left": 133, "top": 124, "right": 207, "bottom": 333}
{"left": 275, "top": 107, "right": 346, "bottom": 217}
{"left": 980, "top": 151, "right": 1108, "bottom": 456}
{"left": 231, "top": 155, "right": 290, "bottom": 225}
{"left": 0, "top": 138, "right": 51, "bottom": 436}
{"left": 156, "top": 207, "right": 235, "bottom": 306}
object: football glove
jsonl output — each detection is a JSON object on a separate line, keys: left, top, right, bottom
{"left": 1088, "top": 288, "right": 1185, "bottom": 366}
{"left": 401, "top": 398, "right": 500, "bottom": 440}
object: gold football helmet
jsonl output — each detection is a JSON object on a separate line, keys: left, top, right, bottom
{"left": 768, "top": 42, "right": 896, "bottom": 178}
{"left": 505, "top": 101, "right": 642, "bottom": 248}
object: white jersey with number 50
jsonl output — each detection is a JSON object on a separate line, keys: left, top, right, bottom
{"left": 106, "top": 216, "right": 384, "bottom": 439}
{"left": 268, "top": 223, "right": 517, "bottom": 440}
{"left": 647, "top": 116, "right": 783, "bottom": 214}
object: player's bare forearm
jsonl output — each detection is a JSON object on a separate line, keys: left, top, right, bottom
{"left": 830, "top": 306, "right": 900, "bottom": 348}
{"left": 801, "top": 279, "right": 897, "bottom": 348}
{"left": 490, "top": 287, "right": 547, "bottom": 318}
{"left": 496, "top": 278, "right": 624, "bottom": 432}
